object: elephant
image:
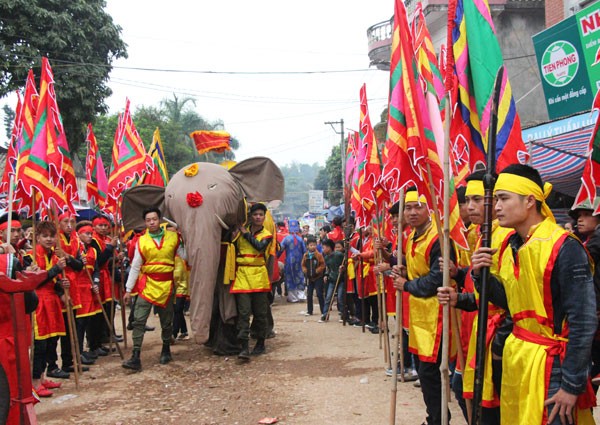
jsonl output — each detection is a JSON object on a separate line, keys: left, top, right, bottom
{"left": 121, "top": 157, "right": 284, "bottom": 345}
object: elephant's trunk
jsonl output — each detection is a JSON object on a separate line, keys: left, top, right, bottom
{"left": 186, "top": 224, "right": 222, "bottom": 344}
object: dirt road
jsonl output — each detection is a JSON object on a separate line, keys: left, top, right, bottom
{"left": 34, "top": 296, "right": 598, "bottom": 424}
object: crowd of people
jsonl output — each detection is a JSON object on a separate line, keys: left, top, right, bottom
{"left": 273, "top": 164, "right": 599, "bottom": 425}
{"left": 0, "top": 207, "right": 191, "bottom": 424}
{"left": 2, "top": 162, "right": 600, "bottom": 424}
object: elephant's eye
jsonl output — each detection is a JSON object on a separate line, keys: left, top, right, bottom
{"left": 208, "top": 183, "right": 218, "bottom": 190}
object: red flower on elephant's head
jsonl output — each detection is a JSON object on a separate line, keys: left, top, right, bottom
{"left": 186, "top": 191, "right": 203, "bottom": 208}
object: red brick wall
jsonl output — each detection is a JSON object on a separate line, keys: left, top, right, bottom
{"left": 546, "top": 0, "right": 565, "bottom": 27}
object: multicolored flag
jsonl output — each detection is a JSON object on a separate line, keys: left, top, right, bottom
{"left": 13, "top": 70, "right": 39, "bottom": 211}
{"left": 20, "top": 58, "right": 71, "bottom": 212}
{"left": 345, "top": 131, "right": 358, "bottom": 185}
{"left": 575, "top": 90, "right": 600, "bottom": 213}
{"left": 382, "top": 0, "right": 430, "bottom": 199}
{"left": 190, "top": 130, "right": 231, "bottom": 156}
{"left": 448, "top": 0, "right": 528, "bottom": 173}
{"left": 85, "top": 123, "right": 108, "bottom": 208}
{"left": 106, "top": 99, "right": 153, "bottom": 212}
{"left": 139, "top": 128, "right": 169, "bottom": 187}
{"left": 359, "top": 84, "right": 387, "bottom": 225}
{"left": 412, "top": 4, "right": 446, "bottom": 108}
{"left": 1, "top": 93, "right": 22, "bottom": 194}
{"left": 351, "top": 132, "right": 368, "bottom": 227}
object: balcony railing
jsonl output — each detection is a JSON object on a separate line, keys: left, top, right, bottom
{"left": 367, "top": 18, "right": 393, "bottom": 70}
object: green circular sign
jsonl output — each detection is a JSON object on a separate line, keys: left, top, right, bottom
{"left": 541, "top": 40, "right": 579, "bottom": 87}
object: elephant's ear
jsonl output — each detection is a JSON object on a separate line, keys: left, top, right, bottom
{"left": 229, "top": 157, "right": 284, "bottom": 202}
{"left": 121, "top": 185, "right": 165, "bottom": 232}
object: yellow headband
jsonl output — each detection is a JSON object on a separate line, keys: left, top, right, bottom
{"left": 405, "top": 191, "right": 427, "bottom": 204}
{"left": 494, "top": 173, "right": 555, "bottom": 222}
{"left": 465, "top": 180, "right": 484, "bottom": 197}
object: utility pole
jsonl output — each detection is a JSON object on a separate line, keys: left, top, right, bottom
{"left": 324, "top": 119, "right": 345, "bottom": 205}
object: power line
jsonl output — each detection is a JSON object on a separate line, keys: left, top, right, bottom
{"left": 0, "top": 51, "right": 380, "bottom": 75}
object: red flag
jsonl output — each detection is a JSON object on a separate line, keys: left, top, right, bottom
{"left": 382, "top": 0, "right": 430, "bottom": 200}
{"left": 85, "top": 124, "right": 108, "bottom": 208}
{"left": 106, "top": 99, "right": 153, "bottom": 214}
{"left": 345, "top": 131, "right": 358, "bottom": 185}
{"left": 190, "top": 130, "right": 231, "bottom": 156}
{"left": 359, "top": 84, "right": 387, "bottom": 225}
{"left": 20, "top": 58, "right": 71, "bottom": 212}
{"left": 13, "top": 71, "right": 39, "bottom": 212}
{"left": 139, "top": 128, "right": 169, "bottom": 187}
{"left": 575, "top": 90, "right": 600, "bottom": 212}
{"left": 1, "top": 93, "right": 22, "bottom": 194}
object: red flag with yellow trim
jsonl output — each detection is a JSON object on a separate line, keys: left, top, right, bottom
{"left": 190, "top": 130, "right": 231, "bottom": 156}
{"left": 20, "top": 58, "right": 72, "bottom": 212}
{"left": 106, "top": 99, "right": 153, "bottom": 214}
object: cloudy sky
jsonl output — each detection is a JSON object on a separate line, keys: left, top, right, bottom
{"left": 100, "top": 0, "right": 394, "bottom": 167}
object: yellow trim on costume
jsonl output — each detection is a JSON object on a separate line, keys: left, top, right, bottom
{"left": 222, "top": 242, "right": 236, "bottom": 284}
{"left": 494, "top": 173, "right": 554, "bottom": 222}
{"left": 465, "top": 180, "right": 484, "bottom": 197}
{"left": 405, "top": 191, "right": 427, "bottom": 204}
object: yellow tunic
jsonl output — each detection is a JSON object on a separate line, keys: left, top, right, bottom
{"left": 137, "top": 230, "right": 180, "bottom": 307}
{"left": 462, "top": 221, "right": 513, "bottom": 407}
{"left": 496, "top": 218, "right": 594, "bottom": 425}
{"left": 406, "top": 224, "right": 444, "bottom": 362}
{"left": 230, "top": 227, "right": 272, "bottom": 293}
{"left": 174, "top": 255, "right": 190, "bottom": 298}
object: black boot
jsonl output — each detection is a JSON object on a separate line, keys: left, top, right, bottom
{"left": 122, "top": 349, "right": 141, "bottom": 371}
{"left": 238, "top": 340, "right": 250, "bottom": 360}
{"left": 159, "top": 344, "right": 172, "bottom": 365}
{"left": 252, "top": 338, "right": 265, "bottom": 355}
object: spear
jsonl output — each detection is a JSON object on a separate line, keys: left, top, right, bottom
{"left": 472, "top": 67, "right": 504, "bottom": 425}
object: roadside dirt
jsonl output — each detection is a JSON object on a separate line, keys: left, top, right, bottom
{"left": 33, "top": 296, "right": 600, "bottom": 424}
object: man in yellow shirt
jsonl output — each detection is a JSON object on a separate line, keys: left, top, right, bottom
{"left": 122, "top": 207, "right": 185, "bottom": 371}
{"left": 230, "top": 203, "right": 273, "bottom": 361}
{"left": 472, "top": 164, "right": 596, "bottom": 425}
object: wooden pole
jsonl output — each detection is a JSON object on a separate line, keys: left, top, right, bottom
{"left": 53, "top": 211, "right": 81, "bottom": 386}
{"left": 30, "top": 189, "right": 36, "bottom": 373}
{"left": 110, "top": 225, "right": 117, "bottom": 344}
{"left": 472, "top": 68, "right": 503, "bottom": 425}
{"left": 84, "top": 268, "right": 123, "bottom": 359}
{"left": 62, "top": 286, "right": 80, "bottom": 389}
{"left": 118, "top": 230, "right": 128, "bottom": 349}
{"left": 6, "top": 175, "right": 14, "bottom": 244}
{"left": 390, "top": 188, "right": 405, "bottom": 425}
{"left": 424, "top": 163, "right": 449, "bottom": 425}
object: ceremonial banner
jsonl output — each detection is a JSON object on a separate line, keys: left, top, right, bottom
{"left": 13, "top": 70, "right": 39, "bottom": 211}
{"left": 1, "top": 93, "right": 22, "bottom": 194}
{"left": 21, "top": 58, "right": 71, "bottom": 212}
{"left": 107, "top": 99, "right": 153, "bottom": 210}
{"left": 85, "top": 123, "right": 108, "bottom": 208}
{"left": 140, "top": 128, "right": 169, "bottom": 187}
{"left": 190, "top": 130, "right": 231, "bottom": 156}
{"left": 359, "top": 84, "right": 387, "bottom": 224}
{"left": 345, "top": 131, "right": 358, "bottom": 185}
{"left": 575, "top": 89, "right": 600, "bottom": 212}
{"left": 382, "top": 0, "right": 430, "bottom": 198}
{"left": 448, "top": 0, "right": 528, "bottom": 172}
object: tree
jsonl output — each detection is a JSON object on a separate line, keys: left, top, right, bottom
{"left": 0, "top": 0, "right": 127, "bottom": 153}
{"left": 2, "top": 105, "right": 14, "bottom": 142}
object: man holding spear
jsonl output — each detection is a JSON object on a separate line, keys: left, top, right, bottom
{"left": 391, "top": 188, "right": 455, "bottom": 425}
{"left": 472, "top": 164, "right": 596, "bottom": 425}
{"left": 437, "top": 170, "right": 514, "bottom": 424}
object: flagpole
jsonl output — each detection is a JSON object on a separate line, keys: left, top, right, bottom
{"left": 390, "top": 188, "right": 406, "bottom": 425}
{"left": 52, "top": 208, "right": 81, "bottom": 389}
{"left": 6, "top": 175, "right": 15, "bottom": 244}
{"left": 423, "top": 165, "right": 449, "bottom": 425}
{"left": 472, "top": 67, "right": 504, "bottom": 425}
